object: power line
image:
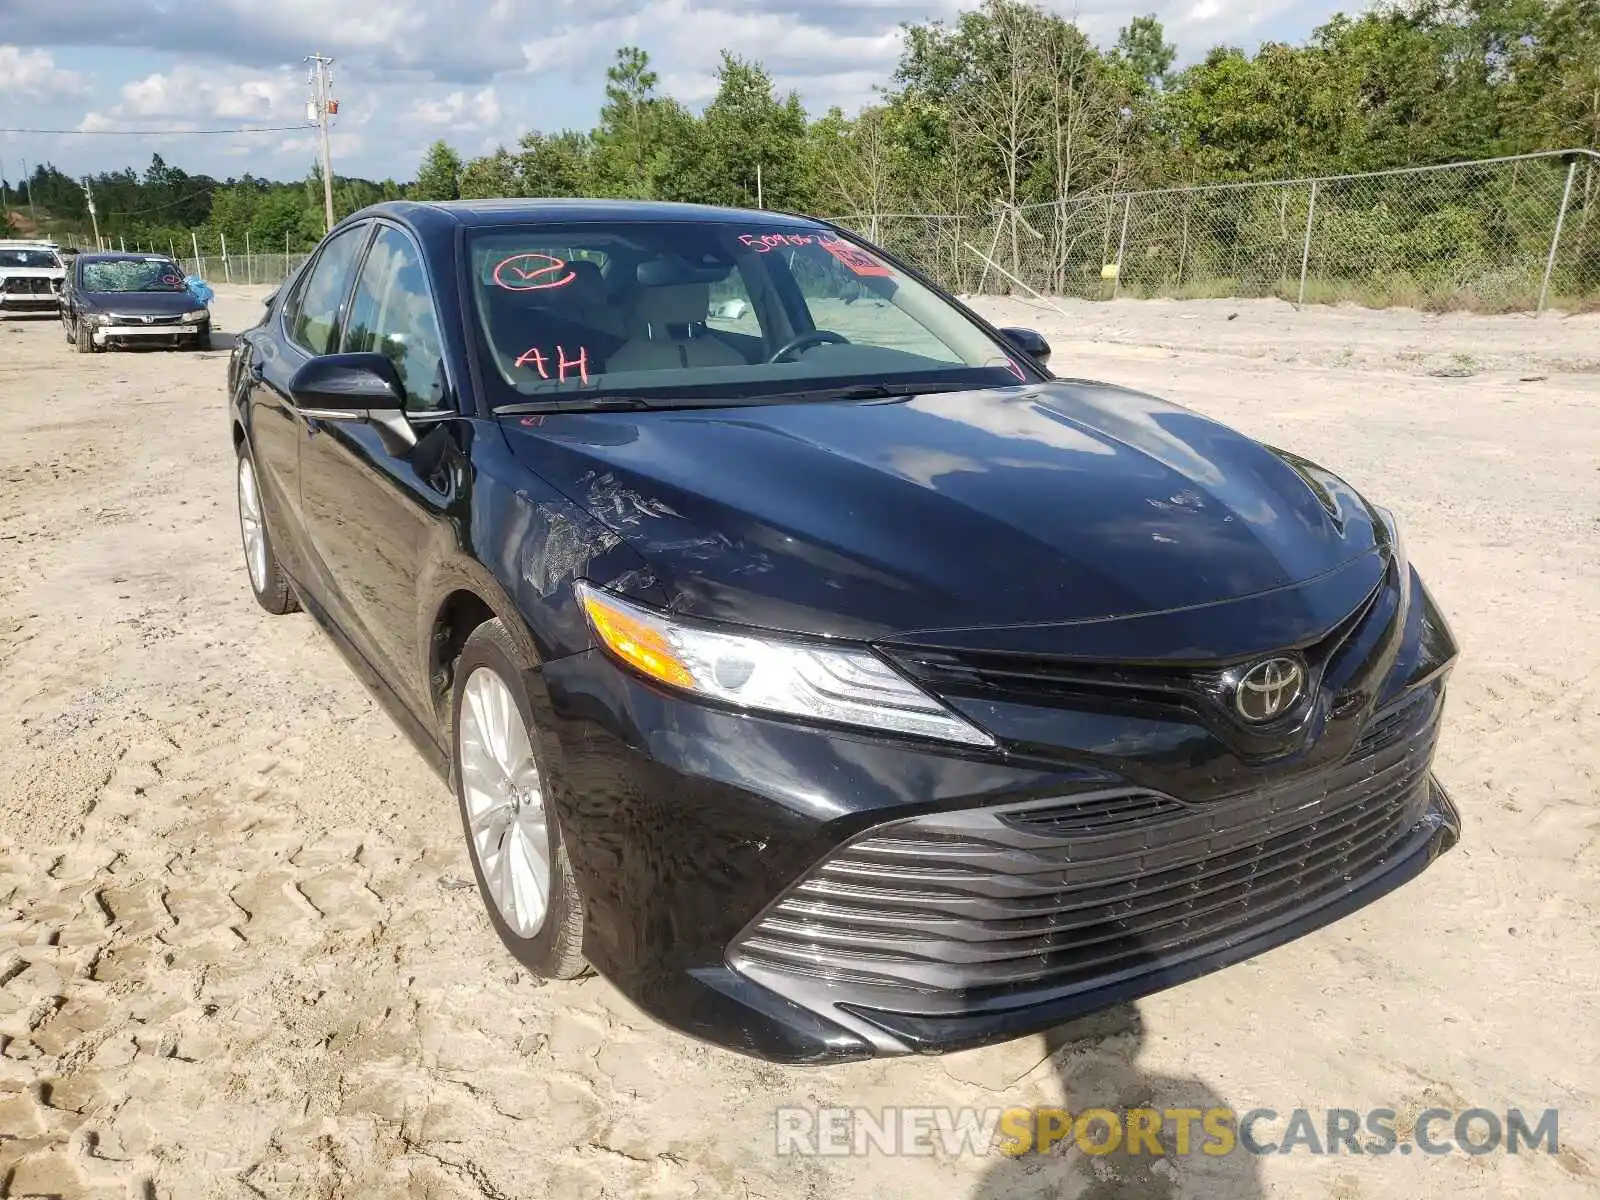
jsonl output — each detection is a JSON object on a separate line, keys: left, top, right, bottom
{"left": 109, "top": 184, "right": 218, "bottom": 218}
{"left": 0, "top": 125, "right": 305, "bottom": 136}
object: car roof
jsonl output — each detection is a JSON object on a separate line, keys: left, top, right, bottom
{"left": 346, "top": 197, "right": 825, "bottom": 236}
{"left": 0, "top": 239, "right": 60, "bottom": 249}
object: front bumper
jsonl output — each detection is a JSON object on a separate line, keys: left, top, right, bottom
{"left": 537, "top": 602, "right": 1461, "bottom": 1063}
{"left": 93, "top": 321, "right": 204, "bottom": 345}
{"left": 0, "top": 294, "right": 60, "bottom": 312}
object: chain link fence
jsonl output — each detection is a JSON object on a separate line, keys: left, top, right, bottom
{"left": 69, "top": 233, "right": 312, "bottom": 288}
{"left": 834, "top": 150, "right": 1600, "bottom": 314}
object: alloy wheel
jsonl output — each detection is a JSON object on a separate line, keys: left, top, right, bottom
{"left": 236, "top": 455, "right": 269, "bottom": 596}
{"left": 458, "top": 666, "right": 553, "bottom": 938}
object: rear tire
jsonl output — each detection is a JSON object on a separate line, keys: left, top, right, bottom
{"left": 236, "top": 445, "right": 298, "bottom": 615}
{"left": 450, "top": 619, "right": 587, "bottom": 980}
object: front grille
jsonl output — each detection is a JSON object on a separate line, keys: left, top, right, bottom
{"left": 111, "top": 313, "right": 182, "bottom": 325}
{"left": 999, "top": 791, "right": 1187, "bottom": 836}
{"left": 2, "top": 277, "right": 55, "bottom": 295}
{"left": 733, "top": 686, "right": 1442, "bottom": 1001}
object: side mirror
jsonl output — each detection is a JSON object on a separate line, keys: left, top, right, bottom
{"left": 289, "top": 352, "right": 416, "bottom": 452}
{"left": 998, "top": 326, "right": 1051, "bottom": 368}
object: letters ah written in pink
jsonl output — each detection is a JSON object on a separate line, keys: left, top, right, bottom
{"left": 515, "top": 345, "right": 590, "bottom": 383}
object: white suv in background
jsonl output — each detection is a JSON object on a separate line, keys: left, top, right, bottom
{"left": 0, "top": 240, "right": 67, "bottom": 317}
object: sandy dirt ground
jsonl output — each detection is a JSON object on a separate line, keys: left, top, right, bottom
{"left": 1, "top": 288, "right": 1597, "bottom": 1199}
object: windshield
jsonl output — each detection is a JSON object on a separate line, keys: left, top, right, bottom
{"left": 81, "top": 258, "right": 187, "bottom": 293}
{"left": 465, "top": 220, "right": 1033, "bottom": 407}
{"left": 0, "top": 249, "right": 58, "bottom": 270}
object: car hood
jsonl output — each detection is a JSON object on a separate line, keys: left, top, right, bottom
{"left": 0, "top": 266, "right": 63, "bottom": 278}
{"left": 501, "top": 379, "right": 1390, "bottom": 660}
{"left": 80, "top": 290, "right": 196, "bottom": 314}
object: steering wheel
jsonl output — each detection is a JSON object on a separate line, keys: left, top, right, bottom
{"left": 768, "top": 329, "right": 849, "bottom": 364}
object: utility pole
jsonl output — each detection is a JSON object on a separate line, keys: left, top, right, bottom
{"left": 82, "top": 177, "right": 101, "bottom": 249}
{"left": 22, "top": 160, "right": 37, "bottom": 223}
{"left": 305, "top": 51, "right": 338, "bottom": 234}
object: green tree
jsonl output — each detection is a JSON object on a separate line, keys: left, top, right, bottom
{"left": 1113, "top": 15, "right": 1176, "bottom": 90}
{"left": 412, "top": 140, "right": 464, "bottom": 201}
{"left": 686, "top": 52, "right": 813, "bottom": 210}
{"left": 591, "top": 47, "right": 671, "bottom": 197}
{"left": 460, "top": 148, "right": 526, "bottom": 199}
{"left": 517, "top": 131, "right": 593, "bottom": 196}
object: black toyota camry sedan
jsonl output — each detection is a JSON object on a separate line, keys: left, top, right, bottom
{"left": 227, "top": 199, "right": 1460, "bottom": 1063}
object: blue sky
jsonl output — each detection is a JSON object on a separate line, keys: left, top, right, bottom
{"left": 0, "top": 0, "right": 1354, "bottom": 187}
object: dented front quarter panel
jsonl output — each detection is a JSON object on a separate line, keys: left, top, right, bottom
{"left": 453, "top": 426, "right": 664, "bottom": 668}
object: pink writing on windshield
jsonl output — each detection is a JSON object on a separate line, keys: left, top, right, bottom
{"left": 1003, "top": 358, "right": 1026, "bottom": 382}
{"left": 738, "top": 232, "right": 815, "bottom": 253}
{"left": 516, "top": 345, "right": 591, "bottom": 383}
{"left": 557, "top": 345, "right": 590, "bottom": 383}
{"left": 493, "top": 253, "right": 577, "bottom": 291}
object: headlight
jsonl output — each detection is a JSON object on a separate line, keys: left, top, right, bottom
{"left": 1372, "top": 504, "right": 1408, "bottom": 580}
{"left": 185, "top": 309, "right": 208, "bottom": 322}
{"left": 574, "top": 582, "right": 994, "bottom": 747}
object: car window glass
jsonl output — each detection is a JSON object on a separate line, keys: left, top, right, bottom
{"left": 705, "top": 269, "right": 758, "bottom": 338}
{"left": 466, "top": 223, "right": 1018, "bottom": 399}
{"left": 781, "top": 244, "right": 961, "bottom": 364}
{"left": 289, "top": 225, "right": 368, "bottom": 356}
{"left": 342, "top": 227, "right": 448, "bottom": 412}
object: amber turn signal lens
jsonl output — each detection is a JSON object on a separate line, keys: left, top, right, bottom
{"left": 578, "top": 587, "right": 696, "bottom": 689}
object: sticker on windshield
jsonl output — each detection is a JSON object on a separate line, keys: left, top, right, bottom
{"left": 817, "top": 238, "right": 893, "bottom": 277}
{"left": 493, "top": 253, "right": 577, "bottom": 291}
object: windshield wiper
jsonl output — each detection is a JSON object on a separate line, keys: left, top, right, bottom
{"left": 493, "top": 395, "right": 656, "bottom": 415}
{"left": 492, "top": 380, "right": 977, "bottom": 417}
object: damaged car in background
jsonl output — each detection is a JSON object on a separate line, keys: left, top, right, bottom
{"left": 61, "top": 252, "right": 211, "bottom": 352}
{"left": 0, "top": 239, "right": 66, "bottom": 317}
{"left": 227, "top": 198, "right": 1462, "bottom": 1064}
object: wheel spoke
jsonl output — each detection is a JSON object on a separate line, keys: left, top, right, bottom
{"left": 469, "top": 800, "right": 514, "bottom": 838}
{"left": 456, "top": 666, "right": 554, "bottom": 940}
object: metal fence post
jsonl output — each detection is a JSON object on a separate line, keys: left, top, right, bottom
{"left": 1297, "top": 179, "right": 1319, "bottom": 307}
{"left": 1537, "top": 160, "right": 1578, "bottom": 315}
{"left": 1112, "top": 193, "right": 1132, "bottom": 299}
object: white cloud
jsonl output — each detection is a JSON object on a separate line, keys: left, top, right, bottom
{"left": 0, "top": 44, "right": 88, "bottom": 100}
{"left": 405, "top": 87, "right": 503, "bottom": 132}
{"left": 77, "top": 64, "right": 305, "bottom": 135}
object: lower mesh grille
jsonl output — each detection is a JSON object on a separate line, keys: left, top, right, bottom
{"left": 733, "top": 688, "right": 1442, "bottom": 999}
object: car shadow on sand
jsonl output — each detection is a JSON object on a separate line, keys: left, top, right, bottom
{"left": 970, "top": 1004, "right": 1265, "bottom": 1200}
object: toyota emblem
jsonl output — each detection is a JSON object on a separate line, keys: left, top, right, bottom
{"left": 1233, "top": 657, "right": 1305, "bottom": 723}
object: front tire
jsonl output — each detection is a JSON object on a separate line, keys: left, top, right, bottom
{"left": 189, "top": 320, "right": 211, "bottom": 350}
{"left": 450, "top": 619, "right": 587, "bottom": 980}
{"left": 74, "top": 318, "right": 95, "bottom": 353}
{"left": 236, "top": 445, "right": 298, "bottom": 615}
